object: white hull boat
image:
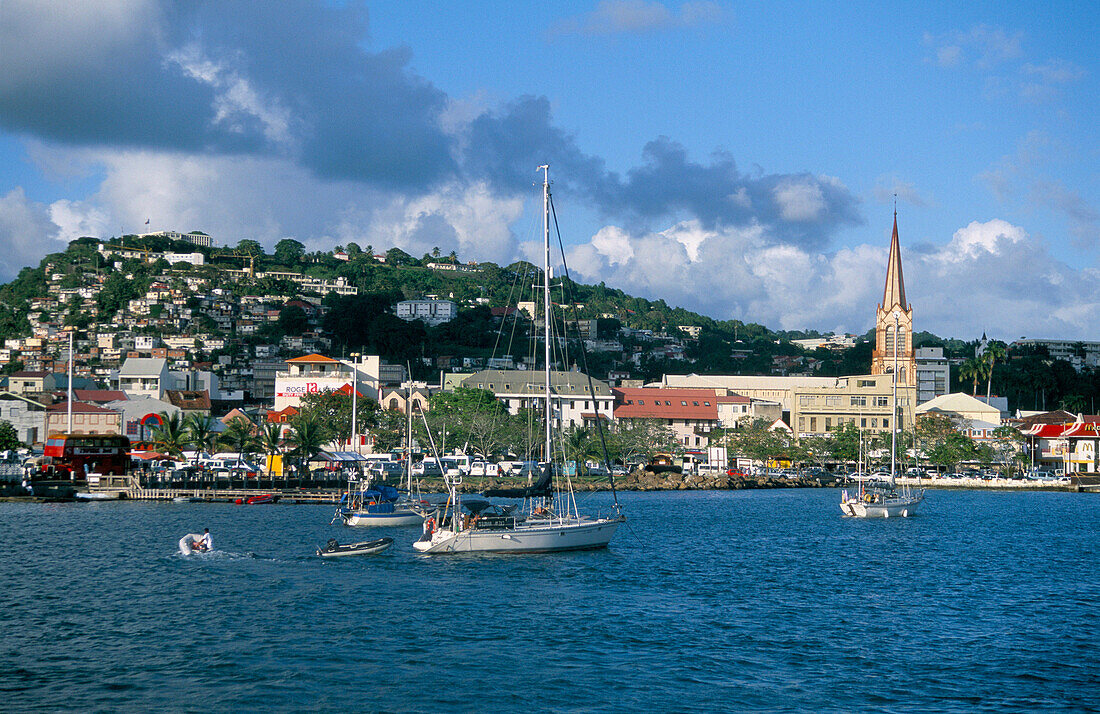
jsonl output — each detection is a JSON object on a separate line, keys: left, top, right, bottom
{"left": 341, "top": 507, "right": 424, "bottom": 527}
{"left": 414, "top": 516, "right": 623, "bottom": 554}
{"left": 840, "top": 490, "right": 924, "bottom": 518}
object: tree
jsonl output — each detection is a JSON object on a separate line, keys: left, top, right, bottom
{"left": 385, "top": 247, "right": 414, "bottom": 266}
{"left": 259, "top": 421, "right": 284, "bottom": 474}
{"left": 150, "top": 412, "right": 188, "bottom": 457}
{"left": 916, "top": 412, "right": 976, "bottom": 472}
{"left": 727, "top": 418, "right": 792, "bottom": 466}
{"left": 297, "top": 389, "right": 378, "bottom": 448}
{"left": 184, "top": 413, "right": 217, "bottom": 460}
{"left": 236, "top": 239, "right": 264, "bottom": 257}
{"left": 278, "top": 305, "right": 310, "bottom": 336}
{"left": 982, "top": 341, "right": 1007, "bottom": 401}
{"left": 220, "top": 416, "right": 259, "bottom": 457}
{"left": 274, "top": 238, "right": 306, "bottom": 266}
{"left": 420, "top": 388, "right": 513, "bottom": 458}
{"left": 958, "top": 358, "right": 984, "bottom": 396}
{"left": 286, "top": 411, "right": 330, "bottom": 470}
{"left": 0, "top": 421, "right": 21, "bottom": 450}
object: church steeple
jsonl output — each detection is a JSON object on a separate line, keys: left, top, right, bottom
{"left": 871, "top": 210, "right": 915, "bottom": 384}
{"left": 880, "top": 209, "right": 908, "bottom": 312}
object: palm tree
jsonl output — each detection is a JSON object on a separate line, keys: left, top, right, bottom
{"left": 259, "top": 421, "right": 284, "bottom": 480}
{"left": 184, "top": 413, "right": 217, "bottom": 463}
{"left": 958, "top": 357, "right": 984, "bottom": 396}
{"left": 220, "top": 416, "right": 258, "bottom": 461}
{"left": 982, "top": 341, "right": 1007, "bottom": 401}
{"left": 150, "top": 411, "right": 188, "bottom": 458}
{"left": 286, "top": 412, "right": 330, "bottom": 478}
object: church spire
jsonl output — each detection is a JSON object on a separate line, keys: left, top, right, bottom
{"left": 880, "top": 209, "right": 908, "bottom": 311}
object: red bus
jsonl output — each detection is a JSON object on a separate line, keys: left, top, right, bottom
{"left": 42, "top": 434, "right": 131, "bottom": 480}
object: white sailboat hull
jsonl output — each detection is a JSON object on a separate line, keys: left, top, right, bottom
{"left": 412, "top": 516, "right": 623, "bottom": 554}
{"left": 342, "top": 508, "right": 425, "bottom": 527}
{"left": 840, "top": 493, "right": 924, "bottom": 518}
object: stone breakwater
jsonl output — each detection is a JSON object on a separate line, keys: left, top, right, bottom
{"left": 457, "top": 470, "right": 828, "bottom": 493}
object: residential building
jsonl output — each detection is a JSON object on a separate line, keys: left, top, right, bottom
{"left": 613, "top": 387, "right": 720, "bottom": 449}
{"left": 914, "top": 346, "right": 950, "bottom": 404}
{"left": 395, "top": 299, "right": 457, "bottom": 326}
{"left": 7, "top": 371, "right": 49, "bottom": 395}
{"left": 116, "top": 357, "right": 171, "bottom": 399}
{"left": 460, "top": 369, "right": 614, "bottom": 428}
{"left": 1012, "top": 338, "right": 1100, "bottom": 371}
{"left": 165, "top": 390, "right": 212, "bottom": 416}
{"left": 379, "top": 385, "right": 432, "bottom": 414}
{"left": 0, "top": 392, "right": 50, "bottom": 444}
{"left": 45, "top": 402, "right": 122, "bottom": 436}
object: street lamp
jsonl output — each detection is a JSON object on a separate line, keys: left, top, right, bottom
{"left": 350, "top": 352, "right": 361, "bottom": 454}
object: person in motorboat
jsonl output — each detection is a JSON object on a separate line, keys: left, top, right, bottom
{"left": 200, "top": 528, "right": 213, "bottom": 552}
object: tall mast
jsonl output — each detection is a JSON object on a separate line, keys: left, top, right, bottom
{"left": 891, "top": 310, "right": 899, "bottom": 479}
{"left": 539, "top": 165, "right": 552, "bottom": 463}
{"left": 67, "top": 330, "right": 74, "bottom": 433}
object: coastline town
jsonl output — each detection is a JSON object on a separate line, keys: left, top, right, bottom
{"left": 1, "top": 220, "right": 1097, "bottom": 501}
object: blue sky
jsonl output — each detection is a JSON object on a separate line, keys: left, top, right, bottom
{"left": 1, "top": 1, "right": 1098, "bottom": 341}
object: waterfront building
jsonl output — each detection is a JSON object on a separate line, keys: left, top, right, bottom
{"left": 460, "top": 369, "right": 614, "bottom": 428}
{"left": 273, "top": 353, "right": 382, "bottom": 410}
{"left": 0, "top": 391, "right": 49, "bottom": 444}
{"left": 613, "top": 387, "right": 720, "bottom": 449}
{"left": 45, "top": 402, "right": 122, "bottom": 436}
{"left": 653, "top": 373, "right": 835, "bottom": 416}
{"left": 790, "top": 373, "right": 915, "bottom": 440}
{"left": 870, "top": 212, "right": 916, "bottom": 385}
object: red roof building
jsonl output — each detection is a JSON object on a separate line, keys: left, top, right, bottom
{"left": 613, "top": 387, "right": 720, "bottom": 449}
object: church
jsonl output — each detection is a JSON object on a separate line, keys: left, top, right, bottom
{"left": 870, "top": 211, "right": 916, "bottom": 385}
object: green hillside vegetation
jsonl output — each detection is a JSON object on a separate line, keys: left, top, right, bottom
{"left": 4, "top": 236, "right": 1100, "bottom": 413}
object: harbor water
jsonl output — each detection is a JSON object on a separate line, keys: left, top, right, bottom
{"left": 2, "top": 489, "right": 1097, "bottom": 712}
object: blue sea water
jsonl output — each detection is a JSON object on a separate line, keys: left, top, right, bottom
{"left": 1, "top": 489, "right": 1098, "bottom": 713}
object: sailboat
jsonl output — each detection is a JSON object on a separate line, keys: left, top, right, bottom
{"left": 334, "top": 382, "right": 426, "bottom": 527}
{"left": 413, "top": 165, "right": 626, "bottom": 554}
{"left": 840, "top": 311, "right": 924, "bottom": 518}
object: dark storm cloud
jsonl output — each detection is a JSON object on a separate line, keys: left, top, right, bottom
{"left": 465, "top": 97, "right": 861, "bottom": 246}
{"left": 0, "top": 1, "right": 860, "bottom": 246}
{"left": 0, "top": 1, "right": 456, "bottom": 189}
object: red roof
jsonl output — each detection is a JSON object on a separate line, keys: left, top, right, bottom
{"left": 74, "top": 389, "right": 128, "bottom": 403}
{"left": 1022, "top": 423, "right": 1072, "bottom": 438}
{"left": 336, "top": 383, "right": 367, "bottom": 398}
{"left": 1059, "top": 421, "right": 1100, "bottom": 437}
{"left": 46, "top": 402, "right": 119, "bottom": 414}
{"left": 285, "top": 353, "right": 338, "bottom": 364}
{"left": 613, "top": 387, "right": 719, "bottom": 420}
{"left": 266, "top": 406, "right": 299, "bottom": 423}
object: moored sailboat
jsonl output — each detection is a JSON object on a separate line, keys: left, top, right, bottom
{"left": 840, "top": 310, "right": 924, "bottom": 518}
{"left": 413, "top": 165, "right": 625, "bottom": 554}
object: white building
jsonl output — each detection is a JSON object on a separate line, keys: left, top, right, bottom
{"left": 116, "top": 357, "right": 171, "bottom": 400}
{"left": 1014, "top": 338, "right": 1100, "bottom": 371}
{"left": 396, "top": 299, "right": 457, "bottom": 326}
{"left": 460, "top": 369, "right": 614, "bottom": 428}
{"left": 915, "top": 346, "right": 950, "bottom": 404}
{"left": 273, "top": 353, "right": 382, "bottom": 410}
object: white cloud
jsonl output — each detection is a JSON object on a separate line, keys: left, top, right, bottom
{"left": 549, "top": 0, "right": 727, "bottom": 37}
{"left": 0, "top": 188, "right": 66, "bottom": 280}
{"left": 773, "top": 179, "right": 826, "bottom": 222}
{"left": 566, "top": 217, "right": 1100, "bottom": 340}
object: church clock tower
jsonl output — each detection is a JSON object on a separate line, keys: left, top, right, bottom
{"left": 871, "top": 211, "right": 915, "bottom": 384}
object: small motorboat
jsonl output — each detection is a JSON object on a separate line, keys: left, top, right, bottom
{"left": 178, "top": 533, "right": 208, "bottom": 555}
{"left": 235, "top": 494, "right": 278, "bottom": 505}
{"left": 316, "top": 537, "right": 394, "bottom": 558}
{"left": 173, "top": 496, "right": 204, "bottom": 503}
